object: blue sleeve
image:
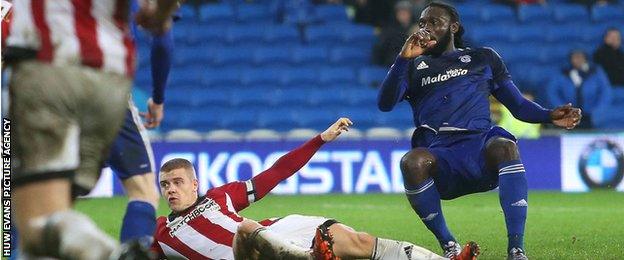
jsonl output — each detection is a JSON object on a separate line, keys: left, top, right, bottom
{"left": 492, "top": 79, "right": 552, "bottom": 123}
{"left": 483, "top": 47, "right": 511, "bottom": 88}
{"left": 150, "top": 30, "right": 173, "bottom": 104}
{"left": 377, "top": 56, "right": 410, "bottom": 112}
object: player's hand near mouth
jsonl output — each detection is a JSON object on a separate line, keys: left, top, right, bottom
{"left": 400, "top": 29, "right": 438, "bottom": 59}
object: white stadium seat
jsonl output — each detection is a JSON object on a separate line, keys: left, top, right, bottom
{"left": 285, "top": 128, "right": 318, "bottom": 140}
{"left": 164, "top": 129, "right": 203, "bottom": 142}
{"left": 205, "top": 129, "right": 243, "bottom": 141}
{"left": 366, "top": 127, "right": 403, "bottom": 140}
{"left": 244, "top": 129, "right": 281, "bottom": 141}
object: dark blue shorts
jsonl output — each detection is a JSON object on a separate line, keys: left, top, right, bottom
{"left": 105, "top": 106, "right": 154, "bottom": 179}
{"left": 411, "top": 126, "right": 516, "bottom": 200}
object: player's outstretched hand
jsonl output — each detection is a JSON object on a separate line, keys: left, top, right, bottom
{"left": 550, "top": 103, "right": 582, "bottom": 130}
{"left": 321, "top": 118, "right": 353, "bottom": 142}
{"left": 140, "top": 98, "right": 164, "bottom": 129}
{"left": 399, "top": 29, "right": 437, "bottom": 59}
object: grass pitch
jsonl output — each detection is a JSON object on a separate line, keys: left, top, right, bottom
{"left": 76, "top": 191, "right": 624, "bottom": 259}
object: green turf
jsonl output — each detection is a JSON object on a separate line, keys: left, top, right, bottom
{"left": 76, "top": 191, "right": 624, "bottom": 259}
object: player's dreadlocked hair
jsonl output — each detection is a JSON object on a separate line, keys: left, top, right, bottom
{"left": 426, "top": 1, "right": 465, "bottom": 49}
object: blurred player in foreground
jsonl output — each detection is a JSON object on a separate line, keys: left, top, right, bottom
{"left": 152, "top": 118, "right": 480, "bottom": 260}
{"left": 377, "top": 2, "right": 581, "bottom": 259}
{"left": 5, "top": 0, "right": 177, "bottom": 258}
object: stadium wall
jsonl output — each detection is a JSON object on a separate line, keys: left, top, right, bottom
{"left": 86, "top": 133, "right": 624, "bottom": 197}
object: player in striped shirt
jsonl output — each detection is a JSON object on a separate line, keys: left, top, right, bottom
{"left": 152, "top": 118, "right": 480, "bottom": 260}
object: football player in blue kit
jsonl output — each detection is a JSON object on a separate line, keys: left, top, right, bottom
{"left": 377, "top": 2, "right": 582, "bottom": 260}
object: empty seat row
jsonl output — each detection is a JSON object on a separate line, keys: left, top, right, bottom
{"left": 457, "top": 3, "right": 624, "bottom": 24}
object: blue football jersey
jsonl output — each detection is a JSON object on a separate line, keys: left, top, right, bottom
{"left": 403, "top": 47, "right": 509, "bottom": 131}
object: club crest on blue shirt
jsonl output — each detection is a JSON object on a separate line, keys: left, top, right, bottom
{"left": 459, "top": 55, "right": 471, "bottom": 63}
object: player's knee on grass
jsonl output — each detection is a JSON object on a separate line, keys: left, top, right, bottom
{"left": 122, "top": 173, "right": 160, "bottom": 207}
{"left": 485, "top": 137, "right": 520, "bottom": 173}
{"left": 328, "top": 223, "right": 376, "bottom": 258}
{"left": 400, "top": 148, "right": 437, "bottom": 186}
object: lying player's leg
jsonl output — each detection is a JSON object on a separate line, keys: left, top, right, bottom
{"left": 234, "top": 218, "right": 312, "bottom": 260}
{"left": 322, "top": 222, "right": 478, "bottom": 260}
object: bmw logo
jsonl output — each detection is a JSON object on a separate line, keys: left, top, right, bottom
{"left": 578, "top": 140, "right": 624, "bottom": 189}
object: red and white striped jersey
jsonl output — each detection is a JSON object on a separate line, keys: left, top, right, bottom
{"left": 152, "top": 180, "right": 276, "bottom": 260}
{"left": 6, "top": 0, "right": 135, "bottom": 77}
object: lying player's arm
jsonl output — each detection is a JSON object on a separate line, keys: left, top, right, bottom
{"left": 492, "top": 80, "right": 582, "bottom": 129}
{"left": 378, "top": 30, "right": 437, "bottom": 112}
{"left": 215, "top": 118, "right": 353, "bottom": 212}
{"left": 250, "top": 118, "right": 353, "bottom": 201}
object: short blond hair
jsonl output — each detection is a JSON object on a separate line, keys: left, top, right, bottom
{"left": 160, "top": 158, "right": 197, "bottom": 180}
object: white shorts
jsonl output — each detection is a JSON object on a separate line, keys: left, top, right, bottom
{"left": 266, "top": 214, "right": 332, "bottom": 249}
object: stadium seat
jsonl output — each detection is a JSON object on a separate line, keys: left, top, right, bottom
{"left": 188, "top": 25, "right": 227, "bottom": 45}
{"left": 545, "top": 23, "right": 587, "bottom": 43}
{"left": 240, "top": 67, "right": 282, "bottom": 85}
{"left": 213, "top": 47, "right": 253, "bottom": 65}
{"left": 245, "top": 129, "right": 282, "bottom": 141}
{"left": 365, "top": 127, "right": 403, "bottom": 140}
{"left": 278, "top": 67, "right": 318, "bottom": 86}
{"left": 314, "top": 4, "right": 349, "bottom": 23}
{"left": 236, "top": 4, "right": 271, "bottom": 23}
{"left": 220, "top": 110, "right": 259, "bottom": 131}
{"left": 285, "top": 128, "right": 318, "bottom": 140}
{"left": 358, "top": 66, "right": 388, "bottom": 88}
{"left": 252, "top": 47, "right": 291, "bottom": 66}
{"left": 177, "top": 4, "right": 197, "bottom": 22}
{"left": 202, "top": 68, "right": 242, "bottom": 86}
{"left": 455, "top": 4, "right": 482, "bottom": 24}
{"left": 290, "top": 46, "right": 329, "bottom": 65}
{"left": 225, "top": 25, "right": 264, "bottom": 43}
{"left": 329, "top": 47, "right": 370, "bottom": 65}
{"left": 262, "top": 25, "right": 300, "bottom": 43}
{"left": 173, "top": 46, "right": 213, "bottom": 66}
{"left": 308, "top": 88, "right": 344, "bottom": 106}
{"left": 553, "top": 4, "right": 589, "bottom": 23}
{"left": 517, "top": 5, "right": 553, "bottom": 24}
{"left": 205, "top": 129, "right": 243, "bottom": 141}
{"left": 199, "top": 4, "right": 235, "bottom": 24}
{"left": 164, "top": 129, "right": 203, "bottom": 142}
{"left": 168, "top": 68, "right": 203, "bottom": 86}
{"left": 508, "top": 25, "right": 542, "bottom": 43}
{"left": 471, "top": 24, "right": 513, "bottom": 43}
{"left": 591, "top": 4, "right": 624, "bottom": 23}
{"left": 343, "top": 88, "right": 377, "bottom": 106}
{"left": 480, "top": 5, "right": 515, "bottom": 23}
{"left": 273, "top": 88, "right": 313, "bottom": 106}
{"left": 335, "top": 127, "right": 364, "bottom": 140}
{"left": 338, "top": 24, "right": 376, "bottom": 43}
{"left": 305, "top": 25, "right": 342, "bottom": 45}
{"left": 318, "top": 66, "right": 356, "bottom": 84}
{"left": 257, "top": 109, "right": 299, "bottom": 131}
{"left": 292, "top": 109, "right": 337, "bottom": 129}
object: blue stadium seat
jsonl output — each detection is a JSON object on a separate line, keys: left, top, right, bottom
{"left": 305, "top": 25, "right": 342, "bottom": 45}
{"left": 318, "top": 67, "right": 356, "bottom": 84}
{"left": 188, "top": 88, "right": 232, "bottom": 107}
{"left": 455, "top": 4, "right": 482, "bottom": 24}
{"left": 290, "top": 46, "right": 328, "bottom": 65}
{"left": 338, "top": 24, "right": 375, "bottom": 43}
{"left": 343, "top": 88, "right": 377, "bottom": 106}
{"left": 553, "top": 4, "right": 589, "bottom": 23}
{"left": 308, "top": 89, "right": 344, "bottom": 106}
{"left": 291, "top": 108, "right": 337, "bottom": 129}
{"left": 591, "top": 4, "right": 624, "bottom": 22}
{"left": 329, "top": 47, "right": 370, "bottom": 65}
{"left": 262, "top": 25, "right": 300, "bottom": 43}
{"left": 187, "top": 25, "right": 227, "bottom": 45}
{"left": 240, "top": 67, "right": 282, "bottom": 85}
{"left": 168, "top": 68, "right": 203, "bottom": 86}
{"left": 545, "top": 23, "right": 587, "bottom": 43}
{"left": 279, "top": 67, "right": 318, "bottom": 86}
{"left": 225, "top": 25, "right": 264, "bottom": 43}
{"left": 480, "top": 5, "right": 515, "bottom": 22}
{"left": 337, "top": 107, "right": 377, "bottom": 130}
{"left": 518, "top": 5, "right": 553, "bottom": 24}
{"left": 213, "top": 47, "right": 253, "bottom": 65}
{"left": 271, "top": 88, "right": 313, "bottom": 106}
{"left": 252, "top": 47, "right": 291, "bottom": 66}
{"left": 177, "top": 5, "right": 197, "bottom": 22}
{"left": 257, "top": 109, "right": 299, "bottom": 130}
{"left": 230, "top": 87, "right": 273, "bottom": 106}
{"left": 220, "top": 109, "right": 260, "bottom": 131}
{"left": 173, "top": 46, "right": 214, "bottom": 66}
{"left": 314, "top": 4, "right": 348, "bottom": 23}
{"left": 471, "top": 24, "right": 513, "bottom": 43}
{"left": 358, "top": 66, "right": 388, "bottom": 88}
{"left": 202, "top": 68, "right": 242, "bottom": 86}
{"left": 199, "top": 4, "right": 235, "bottom": 24}
{"left": 236, "top": 4, "right": 271, "bottom": 23}
{"left": 508, "top": 25, "right": 542, "bottom": 42}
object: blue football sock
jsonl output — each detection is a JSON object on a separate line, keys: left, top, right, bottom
{"left": 405, "top": 178, "right": 455, "bottom": 246}
{"left": 120, "top": 200, "right": 156, "bottom": 243}
{"left": 498, "top": 160, "right": 528, "bottom": 252}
